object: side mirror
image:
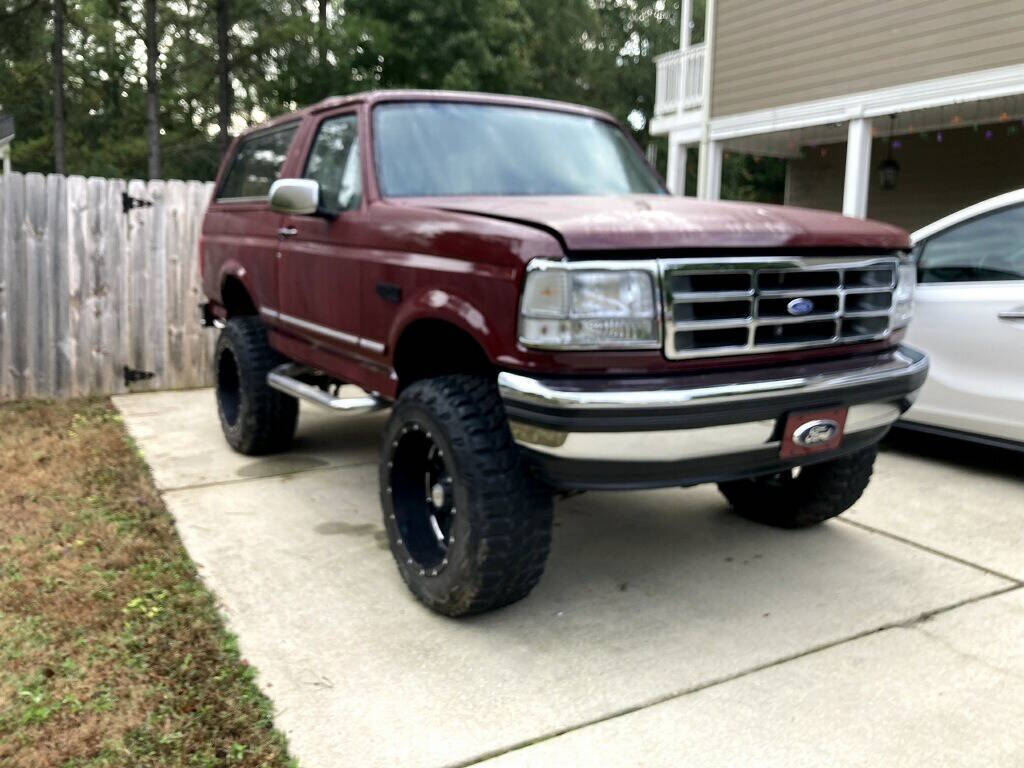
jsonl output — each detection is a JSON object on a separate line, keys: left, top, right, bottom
{"left": 268, "top": 178, "right": 321, "bottom": 216}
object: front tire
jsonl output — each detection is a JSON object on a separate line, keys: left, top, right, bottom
{"left": 215, "top": 316, "right": 298, "bottom": 455}
{"left": 718, "top": 446, "right": 878, "bottom": 528}
{"left": 380, "top": 375, "right": 553, "bottom": 617}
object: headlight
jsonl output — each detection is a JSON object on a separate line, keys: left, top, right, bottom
{"left": 518, "top": 263, "right": 660, "bottom": 349}
{"left": 891, "top": 263, "right": 915, "bottom": 329}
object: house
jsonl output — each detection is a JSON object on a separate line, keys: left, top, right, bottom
{"left": 0, "top": 114, "right": 12, "bottom": 175}
{"left": 650, "top": 0, "right": 1024, "bottom": 231}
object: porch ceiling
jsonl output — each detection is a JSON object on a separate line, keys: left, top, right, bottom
{"left": 722, "top": 94, "right": 1024, "bottom": 158}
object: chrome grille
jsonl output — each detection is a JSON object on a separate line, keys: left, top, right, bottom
{"left": 661, "top": 257, "right": 898, "bottom": 359}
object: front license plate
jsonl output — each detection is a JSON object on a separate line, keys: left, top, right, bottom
{"left": 779, "top": 406, "right": 848, "bottom": 459}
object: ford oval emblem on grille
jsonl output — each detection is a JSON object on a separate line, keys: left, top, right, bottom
{"left": 787, "top": 297, "right": 815, "bottom": 316}
{"left": 793, "top": 419, "right": 839, "bottom": 447}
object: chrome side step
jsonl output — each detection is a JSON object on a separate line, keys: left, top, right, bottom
{"left": 267, "top": 364, "right": 387, "bottom": 414}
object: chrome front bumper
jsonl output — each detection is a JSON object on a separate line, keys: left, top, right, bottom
{"left": 498, "top": 346, "right": 928, "bottom": 490}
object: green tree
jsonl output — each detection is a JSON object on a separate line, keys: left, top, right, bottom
{"left": 0, "top": 0, "right": 60, "bottom": 172}
{"left": 0, "top": 0, "right": 785, "bottom": 200}
{"left": 722, "top": 153, "right": 786, "bottom": 204}
{"left": 344, "top": 0, "right": 534, "bottom": 93}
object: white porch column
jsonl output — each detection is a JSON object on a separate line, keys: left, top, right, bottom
{"left": 665, "top": 139, "right": 687, "bottom": 195}
{"left": 697, "top": 139, "right": 722, "bottom": 200}
{"left": 680, "top": 0, "right": 693, "bottom": 50}
{"left": 0, "top": 146, "right": 9, "bottom": 176}
{"left": 843, "top": 117, "right": 872, "bottom": 218}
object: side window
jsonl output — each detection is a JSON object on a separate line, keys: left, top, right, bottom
{"left": 919, "top": 204, "right": 1024, "bottom": 283}
{"left": 218, "top": 125, "right": 297, "bottom": 200}
{"left": 304, "top": 114, "right": 362, "bottom": 214}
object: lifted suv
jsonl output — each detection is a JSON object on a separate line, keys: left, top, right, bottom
{"left": 200, "top": 91, "right": 927, "bottom": 616}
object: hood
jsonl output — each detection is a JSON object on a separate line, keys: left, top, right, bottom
{"left": 398, "top": 195, "right": 910, "bottom": 252}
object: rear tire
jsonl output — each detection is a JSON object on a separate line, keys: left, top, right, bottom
{"left": 718, "top": 446, "right": 878, "bottom": 528}
{"left": 380, "top": 375, "right": 553, "bottom": 617}
{"left": 215, "top": 316, "right": 298, "bottom": 455}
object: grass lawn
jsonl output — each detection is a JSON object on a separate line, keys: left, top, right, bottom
{"left": 0, "top": 399, "right": 295, "bottom": 767}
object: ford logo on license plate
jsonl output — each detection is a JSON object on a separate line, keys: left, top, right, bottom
{"left": 793, "top": 419, "right": 840, "bottom": 447}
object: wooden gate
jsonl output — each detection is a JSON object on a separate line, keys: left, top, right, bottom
{"left": 0, "top": 172, "right": 216, "bottom": 399}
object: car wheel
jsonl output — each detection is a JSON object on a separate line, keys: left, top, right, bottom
{"left": 380, "top": 375, "right": 553, "bottom": 616}
{"left": 717, "top": 445, "right": 877, "bottom": 528}
{"left": 215, "top": 316, "right": 298, "bottom": 455}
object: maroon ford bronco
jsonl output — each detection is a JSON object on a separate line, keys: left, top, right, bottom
{"left": 200, "top": 91, "right": 927, "bottom": 616}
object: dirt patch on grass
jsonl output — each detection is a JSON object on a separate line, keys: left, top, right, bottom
{"left": 0, "top": 399, "right": 295, "bottom": 767}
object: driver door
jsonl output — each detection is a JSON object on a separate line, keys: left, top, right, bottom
{"left": 905, "top": 202, "right": 1024, "bottom": 443}
{"left": 276, "top": 111, "right": 364, "bottom": 355}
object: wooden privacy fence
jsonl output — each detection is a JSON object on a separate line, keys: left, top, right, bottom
{"left": 0, "top": 172, "right": 216, "bottom": 400}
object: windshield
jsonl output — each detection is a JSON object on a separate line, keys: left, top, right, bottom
{"left": 373, "top": 101, "right": 664, "bottom": 197}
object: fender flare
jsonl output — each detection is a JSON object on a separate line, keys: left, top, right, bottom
{"left": 387, "top": 288, "right": 501, "bottom": 362}
{"left": 215, "top": 259, "right": 255, "bottom": 306}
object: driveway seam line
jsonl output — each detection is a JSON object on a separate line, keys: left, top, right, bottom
{"left": 450, "top": 583, "right": 1023, "bottom": 768}
{"left": 839, "top": 517, "right": 1022, "bottom": 585}
{"left": 158, "top": 460, "right": 378, "bottom": 495}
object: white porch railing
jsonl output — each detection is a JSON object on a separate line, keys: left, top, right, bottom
{"left": 654, "top": 43, "right": 705, "bottom": 115}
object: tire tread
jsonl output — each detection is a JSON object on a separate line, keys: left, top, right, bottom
{"left": 215, "top": 316, "right": 298, "bottom": 456}
{"left": 718, "top": 446, "right": 877, "bottom": 528}
{"left": 383, "top": 375, "right": 553, "bottom": 616}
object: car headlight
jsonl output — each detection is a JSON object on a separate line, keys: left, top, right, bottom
{"left": 518, "top": 262, "right": 660, "bottom": 349}
{"left": 891, "top": 263, "right": 915, "bottom": 329}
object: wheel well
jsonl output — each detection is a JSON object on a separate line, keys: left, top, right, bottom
{"left": 393, "top": 320, "right": 493, "bottom": 390}
{"left": 221, "top": 276, "right": 257, "bottom": 317}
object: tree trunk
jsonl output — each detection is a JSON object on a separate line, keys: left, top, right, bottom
{"left": 144, "top": 0, "right": 160, "bottom": 179}
{"left": 52, "top": 0, "right": 65, "bottom": 174}
{"left": 216, "top": 0, "right": 232, "bottom": 156}
{"left": 318, "top": 0, "right": 327, "bottom": 71}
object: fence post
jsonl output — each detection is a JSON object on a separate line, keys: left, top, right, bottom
{"left": 0, "top": 173, "right": 12, "bottom": 399}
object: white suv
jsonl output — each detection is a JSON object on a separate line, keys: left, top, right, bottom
{"left": 903, "top": 189, "right": 1024, "bottom": 449}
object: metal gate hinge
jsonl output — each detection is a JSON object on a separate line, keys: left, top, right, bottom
{"left": 122, "top": 192, "right": 154, "bottom": 214}
{"left": 123, "top": 366, "right": 155, "bottom": 385}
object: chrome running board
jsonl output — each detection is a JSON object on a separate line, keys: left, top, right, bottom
{"left": 267, "top": 364, "right": 386, "bottom": 414}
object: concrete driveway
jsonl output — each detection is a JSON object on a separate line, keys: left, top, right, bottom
{"left": 114, "top": 389, "right": 1024, "bottom": 768}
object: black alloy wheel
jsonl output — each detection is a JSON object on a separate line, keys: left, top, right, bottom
{"left": 388, "top": 423, "right": 456, "bottom": 576}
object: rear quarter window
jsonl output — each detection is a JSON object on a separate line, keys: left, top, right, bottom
{"left": 217, "top": 124, "right": 298, "bottom": 201}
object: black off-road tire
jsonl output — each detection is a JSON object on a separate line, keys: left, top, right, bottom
{"left": 380, "top": 375, "right": 553, "bottom": 617}
{"left": 717, "top": 446, "right": 878, "bottom": 528}
{"left": 214, "top": 316, "right": 298, "bottom": 456}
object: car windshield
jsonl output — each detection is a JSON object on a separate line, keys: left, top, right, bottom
{"left": 373, "top": 101, "right": 664, "bottom": 197}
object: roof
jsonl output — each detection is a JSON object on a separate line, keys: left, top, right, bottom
{"left": 911, "top": 188, "right": 1024, "bottom": 243}
{"left": 0, "top": 114, "right": 13, "bottom": 146}
{"left": 250, "top": 89, "right": 617, "bottom": 134}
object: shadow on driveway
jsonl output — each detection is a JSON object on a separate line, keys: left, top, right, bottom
{"left": 884, "top": 426, "right": 1022, "bottom": 482}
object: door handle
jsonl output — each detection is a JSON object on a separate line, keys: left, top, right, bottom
{"left": 278, "top": 226, "right": 298, "bottom": 238}
{"left": 998, "top": 306, "right": 1024, "bottom": 321}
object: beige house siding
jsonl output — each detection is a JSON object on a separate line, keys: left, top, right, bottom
{"left": 712, "top": 0, "right": 1024, "bottom": 118}
{"left": 784, "top": 124, "right": 1024, "bottom": 231}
